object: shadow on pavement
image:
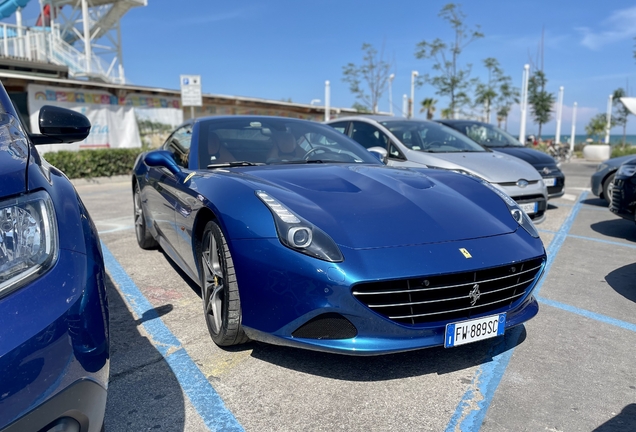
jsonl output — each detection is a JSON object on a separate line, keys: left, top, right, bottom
{"left": 249, "top": 325, "right": 527, "bottom": 381}
{"left": 104, "top": 274, "right": 186, "bottom": 432}
{"left": 605, "top": 263, "right": 636, "bottom": 304}
{"left": 593, "top": 403, "right": 636, "bottom": 431}
{"left": 581, "top": 198, "right": 609, "bottom": 208}
{"left": 590, "top": 220, "right": 636, "bottom": 242}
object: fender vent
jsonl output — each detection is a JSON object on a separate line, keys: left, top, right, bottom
{"left": 292, "top": 313, "right": 357, "bottom": 340}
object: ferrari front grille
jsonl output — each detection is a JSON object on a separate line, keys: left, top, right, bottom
{"left": 352, "top": 257, "right": 544, "bottom": 325}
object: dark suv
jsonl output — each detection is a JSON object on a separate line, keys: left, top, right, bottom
{"left": 609, "top": 157, "right": 636, "bottom": 225}
{"left": 437, "top": 119, "right": 565, "bottom": 199}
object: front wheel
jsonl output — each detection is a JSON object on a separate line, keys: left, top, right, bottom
{"left": 603, "top": 172, "right": 616, "bottom": 205}
{"left": 200, "top": 221, "right": 248, "bottom": 346}
{"left": 134, "top": 183, "right": 158, "bottom": 249}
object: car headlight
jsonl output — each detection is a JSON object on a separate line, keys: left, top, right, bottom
{"left": 617, "top": 164, "right": 636, "bottom": 177}
{"left": 596, "top": 163, "right": 608, "bottom": 172}
{"left": 479, "top": 180, "right": 540, "bottom": 238}
{"left": 256, "top": 191, "right": 344, "bottom": 262}
{"left": 0, "top": 190, "right": 58, "bottom": 296}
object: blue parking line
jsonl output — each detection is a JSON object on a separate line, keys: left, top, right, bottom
{"left": 444, "top": 192, "right": 587, "bottom": 431}
{"left": 567, "top": 234, "right": 636, "bottom": 250}
{"left": 101, "top": 242, "right": 244, "bottom": 432}
{"left": 537, "top": 296, "right": 636, "bottom": 333}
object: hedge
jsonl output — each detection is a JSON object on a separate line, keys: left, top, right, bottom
{"left": 42, "top": 148, "right": 144, "bottom": 179}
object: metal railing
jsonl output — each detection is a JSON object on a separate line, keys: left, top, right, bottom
{"left": 0, "top": 22, "right": 124, "bottom": 84}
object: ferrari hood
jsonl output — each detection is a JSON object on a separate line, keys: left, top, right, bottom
{"left": 418, "top": 151, "right": 542, "bottom": 183}
{"left": 235, "top": 165, "right": 516, "bottom": 249}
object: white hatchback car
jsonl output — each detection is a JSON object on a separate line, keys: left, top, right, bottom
{"left": 327, "top": 116, "right": 548, "bottom": 223}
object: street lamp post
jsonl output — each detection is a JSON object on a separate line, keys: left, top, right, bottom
{"left": 325, "top": 80, "right": 330, "bottom": 122}
{"left": 388, "top": 73, "right": 395, "bottom": 115}
{"left": 604, "top": 94, "right": 613, "bottom": 144}
{"left": 555, "top": 86, "right": 564, "bottom": 144}
{"left": 519, "top": 64, "right": 530, "bottom": 145}
{"left": 310, "top": 99, "right": 321, "bottom": 106}
{"left": 409, "top": 71, "right": 418, "bottom": 119}
{"left": 402, "top": 95, "right": 408, "bottom": 118}
{"left": 570, "top": 102, "right": 577, "bottom": 152}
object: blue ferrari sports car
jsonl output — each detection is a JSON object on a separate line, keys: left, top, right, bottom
{"left": 0, "top": 84, "right": 109, "bottom": 431}
{"left": 132, "top": 116, "right": 546, "bottom": 355}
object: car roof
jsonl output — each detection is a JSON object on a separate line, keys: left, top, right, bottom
{"left": 327, "top": 115, "right": 439, "bottom": 125}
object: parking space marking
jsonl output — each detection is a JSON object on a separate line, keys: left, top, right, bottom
{"left": 537, "top": 296, "right": 636, "bottom": 333}
{"left": 444, "top": 192, "right": 587, "bottom": 432}
{"left": 567, "top": 234, "right": 636, "bottom": 250}
{"left": 101, "top": 242, "right": 244, "bottom": 432}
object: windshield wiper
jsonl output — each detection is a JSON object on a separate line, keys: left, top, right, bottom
{"left": 207, "top": 161, "right": 265, "bottom": 168}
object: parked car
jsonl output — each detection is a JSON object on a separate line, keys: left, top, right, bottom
{"left": 609, "top": 157, "right": 636, "bottom": 224}
{"left": 591, "top": 154, "right": 636, "bottom": 204}
{"left": 0, "top": 83, "right": 109, "bottom": 432}
{"left": 436, "top": 119, "right": 565, "bottom": 199}
{"left": 327, "top": 116, "right": 548, "bottom": 223}
{"left": 132, "top": 115, "right": 546, "bottom": 355}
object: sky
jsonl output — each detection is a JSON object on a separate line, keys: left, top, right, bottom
{"left": 5, "top": 0, "right": 636, "bottom": 136}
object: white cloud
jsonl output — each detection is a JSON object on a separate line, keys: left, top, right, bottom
{"left": 579, "top": 6, "right": 636, "bottom": 50}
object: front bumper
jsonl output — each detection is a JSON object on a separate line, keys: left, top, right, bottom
{"left": 230, "top": 229, "right": 546, "bottom": 355}
{"left": 0, "top": 248, "right": 109, "bottom": 432}
{"left": 609, "top": 175, "right": 636, "bottom": 222}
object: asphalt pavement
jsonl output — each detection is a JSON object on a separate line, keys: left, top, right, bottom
{"left": 73, "top": 159, "right": 636, "bottom": 432}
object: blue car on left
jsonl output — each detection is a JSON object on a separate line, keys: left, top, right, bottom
{"left": 0, "top": 82, "right": 109, "bottom": 432}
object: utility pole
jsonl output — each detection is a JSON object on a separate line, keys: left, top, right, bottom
{"left": 519, "top": 64, "right": 530, "bottom": 144}
{"left": 555, "top": 86, "right": 564, "bottom": 144}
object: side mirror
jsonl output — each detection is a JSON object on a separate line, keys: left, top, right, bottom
{"left": 144, "top": 151, "right": 185, "bottom": 180}
{"left": 29, "top": 105, "right": 91, "bottom": 145}
{"left": 367, "top": 146, "right": 388, "bottom": 164}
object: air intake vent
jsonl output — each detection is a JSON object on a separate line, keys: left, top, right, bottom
{"left": 292, "top": 313, "right": 358, "bottom": 340}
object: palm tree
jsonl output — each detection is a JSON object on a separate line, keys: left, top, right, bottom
{"left": 441, "top": 108, "right": 453, "bottom": 119}
{"left": 420, "top": 98, "right": 437, "bottom": 120}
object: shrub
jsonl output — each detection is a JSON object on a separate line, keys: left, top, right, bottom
{"left": 41, "top": 148, "right": 144, "bottom": 179}
{"left": 611, "top": 146, "right": 636, "bottom": 158}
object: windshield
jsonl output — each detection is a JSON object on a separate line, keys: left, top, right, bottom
{"left": 196, "top": 117, "right": 380, "bottom": 169}
{"left": 379, "top": 120, "right": 488, "bottom": 153}
{"left": 449, "top": 122, "right": 523, "bottom": 148}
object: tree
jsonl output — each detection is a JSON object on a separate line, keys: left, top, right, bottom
{"left": 473, "top": 58, "right": 501, "bottom": 122}
{"left": 441, "top": 108, "right": 453, "bottom": 119}
{"left": 585, "top": 113, "right": 615, "bottom": 143}
{"left": 493, "top": 79, "right": 519, "bottom": 130}
{"left": 612, "top": 88, "right": 630, "bottom": 147}
{"left": 414, "top": 3, "right": 483, "bottom": 116}
{"left": 527, "top": 70, "right": 554, "bottom": 140}
{"left": 420, "top": 98, "right": 437, "bottom": 119}
{"left": 342, "top": 43, "right": 392, "bottom": 113}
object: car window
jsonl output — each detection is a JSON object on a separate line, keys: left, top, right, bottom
{"left": 195, "top": 118, "right": 380, "bottom": 168}
{"left": 380, "top": 120, "right": 487, "bottom": 153}
{"left": 388, "top": 143, "right": 405, "bottom": 160}
{"left": 461, "top": 123, "right": 523, "bottom": 147}
{"left": 163, "top": 125, "right": 192, "bottom": 167}
{"left": 328, "top": 121, "right": 348, "bottom": 135}
{"left": 350, "top": 121, "right": 391, "bottom": 150}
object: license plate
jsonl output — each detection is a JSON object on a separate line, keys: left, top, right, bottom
{"left": 444, "top": 313, "right": 506, "bottom": 348}
{"left": 544, "top": 178, "right": 556, "bottom": 186}
{"left": 518, "top": 202, "right": 538, "bottom": 214}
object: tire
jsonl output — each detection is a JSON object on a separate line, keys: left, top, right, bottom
{"left": 133, "top": 183, "right": 158, "bottom": 249}
{"left": 200, "top": 220, "right": 248, "bottom": 346}
{"left": 602, "top": 172, "right": 616, "bottom": 205}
